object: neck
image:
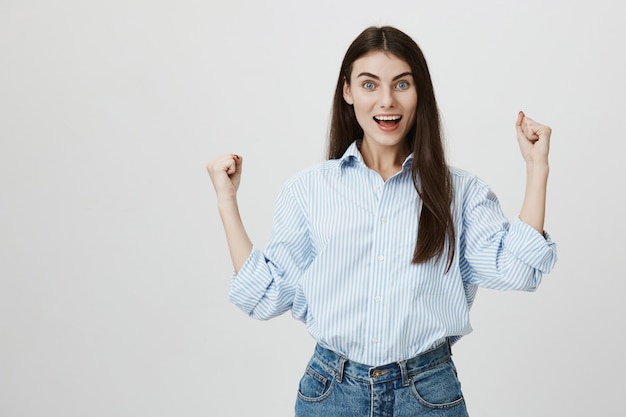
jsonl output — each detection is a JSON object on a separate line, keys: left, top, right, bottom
{"left": 359, "top": 139, "right": 409, "bottom": 181}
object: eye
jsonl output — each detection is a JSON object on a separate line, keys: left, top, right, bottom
{"left": 362, "top": 81, "right": 375, "bottom": 90}
{"left": 396, "top": 81, "right": 409, "bottom": 89}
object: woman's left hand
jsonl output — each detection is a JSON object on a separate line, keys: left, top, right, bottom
{"left": 516, "top": 111, "right": 551, "bottom": 164}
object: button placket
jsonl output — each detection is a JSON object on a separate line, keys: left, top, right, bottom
{"left": 369, "top": 176, "right": 390, "bottom": 358}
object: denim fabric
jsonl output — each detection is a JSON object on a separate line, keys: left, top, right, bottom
{"left": 295, "top": 341, "right": 469, "bottom": 417}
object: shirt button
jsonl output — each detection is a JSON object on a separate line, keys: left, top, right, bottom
{"left": 377, "top": 255, "right": 384, "bottom": 262}
{"left": 380, "top": 217, "right": 387, "bottom": 223}
{"left": 371, "top": 337, "right": 378, "bottom": 344}
{"left": 374, "top": 295, "right": 382, "bottom": 303}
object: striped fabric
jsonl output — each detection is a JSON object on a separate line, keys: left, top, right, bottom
{"left": 229, "top": 141, "right": 557, "bottom": 366}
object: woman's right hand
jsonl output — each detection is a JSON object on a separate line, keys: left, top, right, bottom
{"left": 206, "top": 154, "right": 243, "bottom": 200}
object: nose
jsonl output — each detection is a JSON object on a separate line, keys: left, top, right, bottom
{"left": 379, "top": 86, "right": 396, "bottom": 108}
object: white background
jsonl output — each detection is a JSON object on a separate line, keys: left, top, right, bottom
{"left": 1, "top": 0, "right": 624, "bottom": 416}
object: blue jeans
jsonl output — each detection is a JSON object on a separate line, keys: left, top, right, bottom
{"left": 295, "top": 340, "right": 469, "bottom": 416}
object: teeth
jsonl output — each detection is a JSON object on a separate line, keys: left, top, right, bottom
{"left": 374, "top": 115, "right": 402, "bottom": 121}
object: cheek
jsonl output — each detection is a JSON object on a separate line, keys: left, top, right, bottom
{"left": 403, "top": 99, "right": 418, "bottom": 121}
{"left": 351, "top": 110, "right": 369, "bottom": 130}
{"left": 351, "top": 100, "right": 373, "bottom": 122}
{"left": 404, "top": 93, "right": 418, "bottom": 111}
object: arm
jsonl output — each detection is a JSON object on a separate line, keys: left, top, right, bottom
{"left": 461, "top": 180, "right": 556, "bottom": 291}
{"left": 460, "top": 113, "right": 556, "bottom": 290}
{"left": 516, "top": 111, "right": 551, "bottom": 233}
{"left": 206, "top": 154, "right": 252, "bottom": 273}
{"left": 207, "top": 155, "right": 314, "bottom": 319}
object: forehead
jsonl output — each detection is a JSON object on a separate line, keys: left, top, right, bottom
{"left": 350, "top": 51, "right": 412, "bottom": 79}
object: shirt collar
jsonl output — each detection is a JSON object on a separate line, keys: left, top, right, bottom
{"left": 338, "top": 140, "right": 414, "bottom": 172}
{"left": 338, "top": 141, "right": 364, "bottom": 170}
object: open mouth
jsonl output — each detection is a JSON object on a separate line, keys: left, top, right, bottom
{"left": 373, "top": 115, "right": 402, "bottom": 127}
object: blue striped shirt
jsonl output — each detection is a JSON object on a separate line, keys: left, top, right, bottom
{"left": 229, "top": 141, "right": 557, "bottom": 366}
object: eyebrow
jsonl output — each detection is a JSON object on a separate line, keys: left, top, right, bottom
{"left": 356, "top": 71, "right": 413, "bottom": 81}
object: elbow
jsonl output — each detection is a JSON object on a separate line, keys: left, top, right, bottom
{"left": 248, "top": 308, "right": 276, "bottom": 321}
{"left": 229, "top": 294, "right": 287, "bottom": 321}
{"left": 501, "top": 266, "right": 543, "bottom": 292}
{"left": 519, "top": 278, "right": 541, "bottom": 292}
{"left": 247, "top": 301, "right": 289, "bottom": 321}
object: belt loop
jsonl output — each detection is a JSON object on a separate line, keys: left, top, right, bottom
{"left": 398, "top": 360, "right": 410, "bottom": 387}
{"left": 337, "top": 356, "right": 347, "bottom": 383}
{"left": 447, "top": 337, "right": 452, "bottom": 356}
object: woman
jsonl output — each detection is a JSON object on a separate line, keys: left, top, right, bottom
{"left": 207, "top": 26, "right": 556, "bottom": 417}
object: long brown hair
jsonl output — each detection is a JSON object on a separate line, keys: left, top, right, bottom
{"left": 328, "top": 26, "right": 455, "bottom": 271}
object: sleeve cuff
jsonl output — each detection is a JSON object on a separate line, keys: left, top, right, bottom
{"left": 503, "top": 217, "right": 557, "bottom": 273}
{"left": 228, "top": 246, "right": 275, "bottom": 314}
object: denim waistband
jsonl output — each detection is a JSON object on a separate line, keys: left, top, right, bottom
{"left": 313, "top": 340, "right": 451, "bottom": 386}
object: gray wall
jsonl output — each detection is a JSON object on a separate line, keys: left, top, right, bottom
{"left": 1, "top": 0, "right": 624, "bottom": 416}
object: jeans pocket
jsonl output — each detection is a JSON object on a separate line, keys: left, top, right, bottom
{"left": 410, "top": 360, "right": 465, "bottom": 409}
{"left": 297, "top": 361, "right": 336, "bottom": 402}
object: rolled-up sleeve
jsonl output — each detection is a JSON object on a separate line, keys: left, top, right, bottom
{"left": 503, "top": 217, "right": 557, "bottom": 274}
{"left": 460, "top": 177, "right": 557, "bottom": 291}
{"left": 229, "top": 182, "right": 315, "bottom": 320}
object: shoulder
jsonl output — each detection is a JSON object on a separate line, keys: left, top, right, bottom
{"left": 449, "top": 166, "right": 486, "bottom": 188}
{"left": 282, "top": 159, "right": 342, "bottom": 189}
{"left": 448, "top": 166, "right": 497, "bottom": 202}
{"left": 269, "top": 160, "right": 342, "bottom": 207}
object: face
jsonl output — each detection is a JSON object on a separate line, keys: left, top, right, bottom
{"left": 343, "top": 51, "right": 417, "bottom": 152}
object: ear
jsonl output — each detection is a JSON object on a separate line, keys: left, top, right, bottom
{"left": 342, "top": 77, "right": 353, "bottom": 105}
